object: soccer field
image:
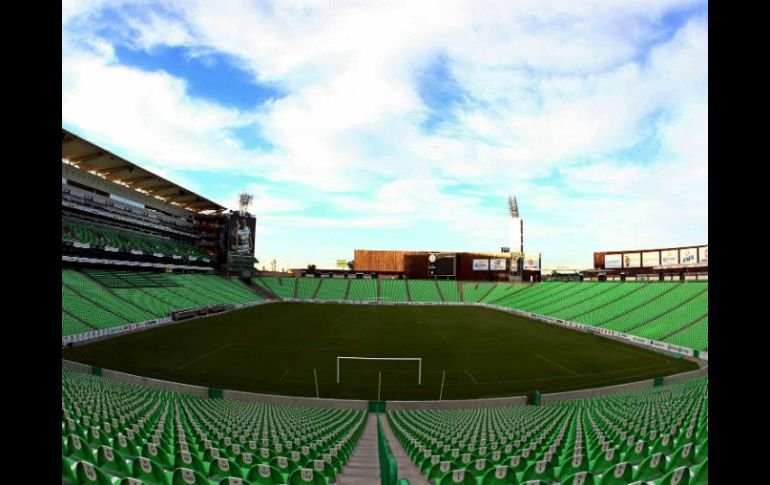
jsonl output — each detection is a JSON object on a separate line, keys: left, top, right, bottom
{"left": 62, "top": 302, "right": 698, "bottom": 401}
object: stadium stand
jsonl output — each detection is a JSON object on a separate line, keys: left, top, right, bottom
{"left": 436, "top": 280, "right": 460, "bottom": 302}
{"left": 62, "top": 269, "right": 263, "bottom": 335}
{"left": 347, "top": 279, "right": 377, "bottom": 302}
{"left": 253, "top": 277, "right": 297, "bottom": 300}
{"left": 296, "top": 278, "right": 321, "bottom": 300}
{"left": 63, "top": 217, "right": 208, "bottom": 260}
{"left": 379, "top": 280, "right": 410, "bottom": 302}
{"left": 407, "top": 280, "right": 442, "bottom": 302}
{"left": 461, "top": 283, "right": 497, "bottom": 303}
{"left": 388, "top": 378, "right": 708, "bottom": 485}
{"left": 62, "top": 368, "right": 366, "bottom": 485}
{"left": 314, "top": 278, "right": 349, "bottom": 301}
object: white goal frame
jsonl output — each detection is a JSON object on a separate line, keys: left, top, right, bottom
{"left": 336, "top": 356, "right": 422, "bottom": 385}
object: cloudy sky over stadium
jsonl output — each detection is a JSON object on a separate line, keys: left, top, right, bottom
{"left": 62, "top": 0, "right": 708, "bottom": 271}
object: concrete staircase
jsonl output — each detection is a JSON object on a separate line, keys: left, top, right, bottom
{"left": 337, "top": 414, "right": 380, "bottom": 485}
{"left": 380, "top": 414, "right": 429, "bottom": 485}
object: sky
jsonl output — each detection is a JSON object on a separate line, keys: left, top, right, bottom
{"left": 62, "top": 0, "right": 708, "bottom": 271}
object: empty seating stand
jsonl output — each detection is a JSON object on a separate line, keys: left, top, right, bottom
{"left": 62, "top": 217, "right": 208, "bottom": 259}
{"left": 62, "top": 269, "right": 263, "bottom": 336}
{"left": 389, "top": 378, "right": 708, "bottom": 485}
{"left": 62, "top": 368, "right": 367, "bottom": 485}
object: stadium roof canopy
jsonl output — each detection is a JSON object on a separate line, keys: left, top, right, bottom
{"left": 62, "top": 128, "right": 226, "bottom": 213}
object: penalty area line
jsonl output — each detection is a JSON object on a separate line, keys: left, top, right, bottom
{"left": 464, "top": 369, "right": 478, "bottom": 384}
{"left": 176, "top": 343, "right": 233, "bottom": 370}
{"left": 279, "top": 366, "right": 294, "bottom": 382}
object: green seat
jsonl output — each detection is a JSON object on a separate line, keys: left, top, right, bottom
{"left": 421, "top": 454, "right": 442, "bottom": 474}
{"left": 558, "top": 454, "right": 589, "bottom": 479}
{"left": 667, "top": 442, "right": 696, "bottom": 471}
{"left": 66, "top": 434, "right": 97, "bottom": 463}
{"left": 247, "top": 464, "right": 286, "bottom": 485}
{"left": 96, "top": 445, "right": 132, "bottom": 475}
{"left": 87, "top": 426, "right": 113, "bottom": 447}
{"left": 309, "top": 458, "right": 336, "bottom": 484}
{"left": 142, "top": 443, "right": 173, "bottom": 468}
{"left": 633, "top": 453, "right": 666, "bottom": 483}
{"left": 171, "top": 468, "right": 210, "bottom": 485}
{"left": 598, "top": 462, "right": 632, "bottom": 485}
{"left": 507, "top": 455, "right": 528, "bottom": 475}
{"left": 437, "top": 469, "right": 478, "bottom": 485}
{"left": 269, "top": 455, "right": 299, "bottom": 482}
{"left": 651, "top": 435, "right": 675, "bottom": 455}
{"left": 117, "top": 478, "right": 149, "bottom": 485}
{"left": 131, "top": 456, "right": 171, "bottom": 485}
{"left": 589, "top": 449, "right": 619, "bottom": 474}
{"left": 173, "top": 451, "right": 209, "bottom": 476}
{"left": 559, "top": 471, "right": 595, "bottom": 485}
{"left": 521, "top": 460, "right": 557, "bottom": 483}
{"left": 209, "top": 457, "right": 244, "bottom": 481}
{"left": 428, "top": 461, "right": 454, "bottom": 482}
{"left": 63, "top": 455, "right": 78, "bottom": 484}
{"left": 218, "top": 478, "right": 252, "bottom": 485}
{"left": 479, "top": 465, "right": 518, "bottom": 485}
{"left": 114, "top": 434, "right": 140, "bottom": 458}
{"left": 655, "top": 466, "right": 690, "bottom": 485}
{"left": 75, "top": 460, "right": 117, "bottom": 485}
{"left": 288, "top": 468, "right": 328, "bottom": 485}
{"left": 690, "top": 459, "right": 707, "bottom": 485}
{"left": 237, "top": 452, "right": 260, "bottom": 470}
{"left": 622, "top": 441, "right": 648, "bottom": 464}
{"left": 694, "top": 440, "right": 707, "bottom": 463}
{"left": 397, "top": 479, "right": 410, "bottom": 485}
{"left": 469, "top": 458, "right": 492, "bottom": 478}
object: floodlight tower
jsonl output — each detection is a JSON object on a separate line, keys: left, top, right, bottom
{"left": 508, "top": 196, "right": 524, "bottom": 277}
{"left": 238, "top": 192, "right": 254, "bottom": 215}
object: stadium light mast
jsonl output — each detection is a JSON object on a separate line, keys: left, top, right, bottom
{"left": 238, "top": 192, "right": 254, "bottom": 216}
{"left": 508, "top": 196, "right": 524, "bottom": 279}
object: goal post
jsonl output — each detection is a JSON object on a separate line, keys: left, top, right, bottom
{"left": 336, "top": 356, "right": 422, "bottom": 385}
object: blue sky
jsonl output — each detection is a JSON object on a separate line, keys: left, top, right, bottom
{"left": 62, "top": 0, "right": 708, "bottom": 271}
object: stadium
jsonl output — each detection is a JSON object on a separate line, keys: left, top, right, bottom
{"left": 61, "top": 3, "right": 708, "bottom": 485}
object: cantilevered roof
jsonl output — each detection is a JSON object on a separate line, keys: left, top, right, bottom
{"left": 61, "top": 128, "right": 226, "bottom": 213}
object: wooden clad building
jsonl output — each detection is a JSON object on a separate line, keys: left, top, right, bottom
{"left": 353, "top": 249, "right": 541, "bottom": 281}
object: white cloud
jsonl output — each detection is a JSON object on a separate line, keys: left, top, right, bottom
{"left": 62, "top": 0, "right": 707, "bottom": 268}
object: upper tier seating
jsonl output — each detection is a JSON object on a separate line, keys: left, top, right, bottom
{"left": 62, "top": 218, "right": 208, "bottom": 259}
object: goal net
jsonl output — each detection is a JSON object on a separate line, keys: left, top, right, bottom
{"left": 336, "top": 356, "right": 422, "bottom": 385}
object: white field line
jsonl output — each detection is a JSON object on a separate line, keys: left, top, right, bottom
{"left": 464, "top": 369, "right": 479, "bottom": 384}
{"left": 279, "top": 366, "right": 294, "bottom": 382}
{"left": 176, "top": 343, "right": 233, "bottom": 370}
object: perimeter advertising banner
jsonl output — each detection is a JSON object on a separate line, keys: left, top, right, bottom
{"left": 523, "top": 253, "right": 541, "bottom": 270}
{"left": 643, "top": 251, "right": 660, "bottom": 267}
{"left": 699, "top": 246, "right": 708, "bottom": 264}
{"left": 605, "top": 254, "right": 622, "bottom": 269}
{"left": 228, "top": 213, "right": 256, "bottom": 257}
{"left": 623, "top": 253, "right": 641, "bottom": 268}
{"left": 490, "top": 258, "right": 507, "bottom": 271}
{"left": 661, "top": 249, "right": 679, "bottom": 266}
{"left": 473, "top": 259, "right": 490, "bottom": 271}
{"left": 680, "top": 247, "right": 698, "bottom": 265}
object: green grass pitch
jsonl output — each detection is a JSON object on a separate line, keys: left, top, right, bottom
{"left": 62, "top": 302, "right": 698, "bottom": 401}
